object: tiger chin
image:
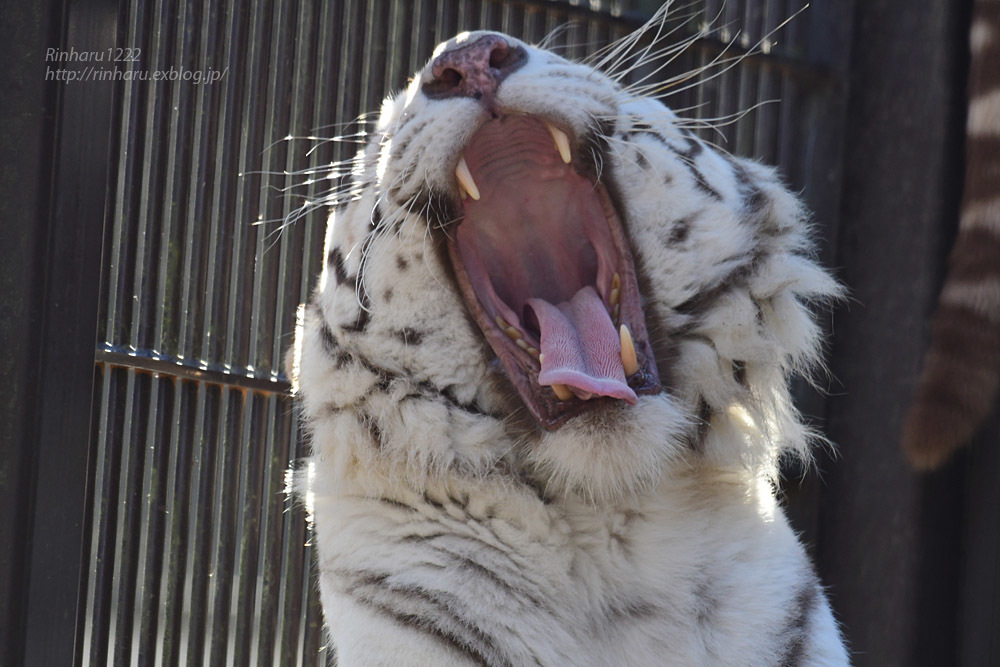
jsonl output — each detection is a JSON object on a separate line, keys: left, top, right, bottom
{"left": 290, "top": 27, "right": 850, "bottom": 667}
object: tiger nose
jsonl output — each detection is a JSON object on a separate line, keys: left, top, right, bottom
{"left": 422, "top": 34, "right": 527, "bottom": 110}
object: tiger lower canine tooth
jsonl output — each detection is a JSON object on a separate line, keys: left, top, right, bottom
{"left": 456, "top": 156, "right": 480, "bottom": 200}
{"left": 545, "top": 122, "right": 572, "bottom": 164}
{"left": 620, "top": 324, "right": 639, "bottom": 376}
{"left": 552, "top": 384, "right": 573, "bottom": 401}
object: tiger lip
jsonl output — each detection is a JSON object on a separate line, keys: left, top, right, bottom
{"left": 447, "top": 114, "right": 661, "bottom": 430}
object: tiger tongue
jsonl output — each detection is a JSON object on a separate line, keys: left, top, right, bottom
{"left": 527, "top": 286, "right": 638, "bottom": 404}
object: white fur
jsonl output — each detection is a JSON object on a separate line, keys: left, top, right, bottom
{"left": 292, "top": 29, "right": 849, "bottom": 666}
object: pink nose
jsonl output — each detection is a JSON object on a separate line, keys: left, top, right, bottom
{"left": 422, "top": 34, "right": 526, "bottom": 111}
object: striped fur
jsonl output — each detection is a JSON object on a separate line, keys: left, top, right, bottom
{"left": 290, "top": 21, "right": 849, "bottom": 666}
{"left": 902, "top": 0, "right": 1000, "bottom": 470}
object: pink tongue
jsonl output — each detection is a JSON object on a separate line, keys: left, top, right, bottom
{"left": 527, "top": 286, "right": 638, "bottom": 404}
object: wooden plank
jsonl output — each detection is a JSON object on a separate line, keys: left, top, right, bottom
{"left": 19, "top": 0, "right": 121, "bottom": 664}
{"left": 959, "top": 409, "right": 1000, "bottom": 666}
{"left": 821, "top": 0, "right": 970, "bottom": 663}
{"left": 0, "top": 3, "right": 62, "bottom": 665}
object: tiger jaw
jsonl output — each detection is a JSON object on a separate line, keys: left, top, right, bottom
{"left": 446, "top": 113, "right": 661, "bottom": 429}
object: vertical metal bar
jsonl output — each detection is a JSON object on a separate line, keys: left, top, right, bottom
{"left": 178, "top": 382, "right": 209, "bottom": 664}
{"left": 129, "top": 0, "right": 169, "bottom": 354}
{"left": 224, "top": 0, "right": 268, "bottom": 371}
{"left": 106, "top": 370, "right": 137, "bottom": 666}
{"left": 129, "top": 376, "right": 163, "bottom": 665}
{"left": 80, "top": 367, "right": 113, "bottom": 666}
{"left": 201, "top": 0, "right": 239, "bottom": 365}
{"left": 337, "top": 0, "right": 362, "bottom": 155}
{"left": 152, "top": 0, "right": 193, "bottom": 356}
{"left": 361, "top": 0, "right": 380, "bottom": 113}
{"left": 177, "top": 0, "right": 216, "bottom": 364}
{"left": 223, "top": 391, "right": 259, "bottom": 666}
{"left": 249, "top": 395, "right": 282, "bottom": 665}
{"left": 102, "top": 3, "right": 144, "bottom": 352}
{"left": 258, "top": 0, "right": 296, "bottom": 380}
{"left": 153, "top": 376, "right": 185, "bottom": 667}
{"left": 201, "top": 385, "right": 235, "bottom": 665}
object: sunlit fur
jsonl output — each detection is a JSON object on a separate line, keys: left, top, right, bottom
{"left": 290, "top": 11, "right": 848, "bottom": 665}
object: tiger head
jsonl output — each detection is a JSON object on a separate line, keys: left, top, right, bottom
{"left": 293, "top": 29, "right": 840, "bottom": 501}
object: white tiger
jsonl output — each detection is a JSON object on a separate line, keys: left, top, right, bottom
{"left": 289, "top": 20, "right": 850, "bottom": 667}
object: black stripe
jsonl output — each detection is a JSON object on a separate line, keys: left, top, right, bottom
{"left": 633, "top": 147, "right": 650, "bottom": 172}
{"left": 732, "top": 360, "right": 748, "bottom": 389}
{"left": 346, "top": 575, "right": 510, "bottom": 667}
{"left": 683, "top": 135, "right": 704, "bottom": 157}
{"left": 369, "top": 202, "right": 383, "bottom": 229}
{"left": 446, "top": 554, "right": 529, "bottom": 604}
{"left": 394, "top": 328, "right": 425, "bottom": 345}
{"left": 328, "top": 247, "right": 348, "bottom": 285}
{"left": 317, "top": 319, "right": 352, "bottom": 367}
{"left": 691, "top": 398, "right": 712, "bottom": 450}
{"left": 356, "top": 355, "right": 396, "bottom": 391}
{"left": 605, "top": 600, "right": 658, "bottom": 624}
{"left": 342, "top": 235, "right": 375, "bottom": 333}
{"left": 690, "top": 164, "right": 723, "bottom": 200}
{"left": 779, "top": 584, "right": 819, "bottom": 667}
{"left": 672, "top": 257, "right": 757, "bottom": 317}
{"left": 693, "top": 578, "right": 719, "bottom": 628}
{"left": 357, "top": 602, "right": 493, "bottom": 667}
{"left": 318, "top": 319, "right": 338, "bottom": 355}
{"left": 376, "top": 497, "right": 418, "bottom": 512}
{"left": 359, "top": 413, "right": 384, "bottom": 450}
{"left": 401, "top": 527, "right": 516, "bottom": 564}
{"left": 341, "top": 307, "right": 371, "bottom": 333}
{"left": 422, "top": 491, "right": 446, "bottom": 511}
{"left": 405, "top": 190, "right": 458, "bottom": 230}
{"left": 345, "top": 349, "right": 499, "bottom": 421}
{"left": 416, "top": 381, "right": 497, "bottom": 419}
{"left": 666, "top": 217, "right": 690, "bottom": 245}
{"left": 630, "top": 122, "right": 672, "bottom": 148}
{"left": 390, "top": 117, "right": 429, "bottom": 160}
{"left": 729, "top": 159, "right": 772, "bottom": 218}
{"left": 653, "top": 133, "right": 723, "bottom": 202}
{"left": 441, "top": 385, "right": 495, "bottom": 417}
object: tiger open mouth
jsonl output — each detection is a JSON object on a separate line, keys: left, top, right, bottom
{"left": 446, "top": 115, "right": 661, "bottom": 429}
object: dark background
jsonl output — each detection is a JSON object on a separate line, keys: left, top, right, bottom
{"left": 2, "top": 0, "right": 996, "bottom": 665}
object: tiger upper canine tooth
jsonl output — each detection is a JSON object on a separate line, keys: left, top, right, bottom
{"left": 456, "top": 156, "right": 480, "bottom": 201}
{"left": 552, "top": 383, "right": 573, "bottom": 401}
{"left": 620, "top": 324, "right": 639, "bottom": 377}
{"left": 545, "top": 122, "right": 572, "bottom": 164}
